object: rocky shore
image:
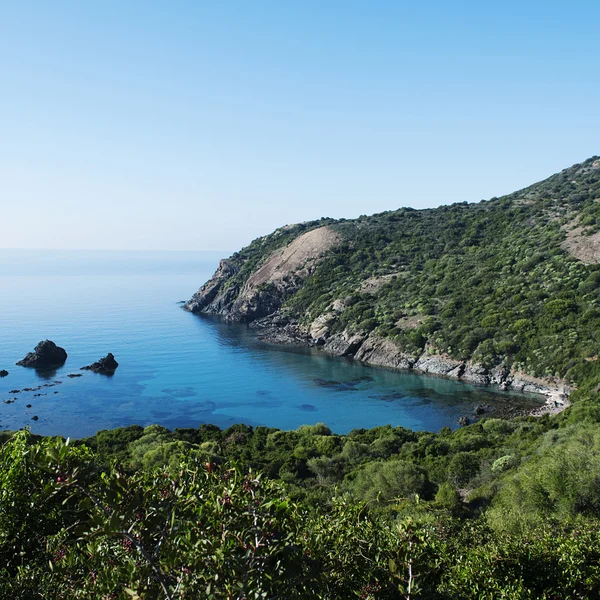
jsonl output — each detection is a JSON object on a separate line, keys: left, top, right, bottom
{"left": 184, "top": 224, "right": 571, "bottom": 419}
{"left": 249, "top": 313, "right": 571, "bottom": 417}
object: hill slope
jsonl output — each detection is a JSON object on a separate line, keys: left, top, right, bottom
{"left": 186, "top": 157, "right": 600, "bottom": 393}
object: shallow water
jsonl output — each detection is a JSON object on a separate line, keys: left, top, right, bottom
{"left": 0, "top": 250, "right": 542, "bottom": 437}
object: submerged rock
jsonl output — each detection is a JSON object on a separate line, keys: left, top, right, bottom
{"left": 0, "top": 370, "right": 8, "bottom": 377}
{"left": 81, "top": 353, "right": 119, "bottom": 375}
{"left": 16, "top": 340, "right": 67, "bottom": 368}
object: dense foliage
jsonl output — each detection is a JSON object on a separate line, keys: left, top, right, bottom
{"left": 4, "top": 158, "right": 600, "bottom": 597}
{"left": 3, "top": 389, "right": 600, "bottom": 598}
{"left": 231, "top": 157, "right": 600, "bottom": 385}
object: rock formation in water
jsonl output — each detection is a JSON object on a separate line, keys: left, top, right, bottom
{"left": 81, "top": 353, "right": 119, "bottom": 375}
{"left": 16, "top": 340, "right": 67, "bottom": 368}
{"left": 0, "top": 370, "right": 8, "bottom": 377}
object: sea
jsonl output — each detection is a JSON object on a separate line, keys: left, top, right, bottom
{"left": 0, "top": 250, "right": 543, "bottom": 438}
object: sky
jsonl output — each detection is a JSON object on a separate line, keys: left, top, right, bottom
{"left": 1, "top": 1, "right": 599, "bottom": 251}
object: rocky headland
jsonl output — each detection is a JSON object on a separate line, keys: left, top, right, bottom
{"left": 184, "top": 231, "right": 570, "bottom": 416}
{"left": 183, "top": 160, "right": 600, "bottom": 416}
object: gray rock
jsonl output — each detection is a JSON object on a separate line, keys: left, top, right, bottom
{"left": 184, "top": 259, "right": 239, "bottom": 315}
{"left": 16, "top": 340, "right": 67, "bottom": 368}
{"left": 252, "top": 313, "right": 311, "bottom": 345}
{"left": 462, "top": 362, "right": 490, "bottom": 385}
{"left": 353, "top": 335, "right": 414, "bottom": 369}
{"left": 323, "top": 332, "right": 365, "bottom": 357}
{"left": 489, "top": 365, "right": 510, "bottom": 385}
{"left": 81, "top": 353, "right": 119, "bottom": 375}
{"left": 414, "top": 354, "right": 464, "bottom": 377}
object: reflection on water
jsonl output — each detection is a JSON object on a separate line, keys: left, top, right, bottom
{"left": 0, "top": 250, "right": 544, "bottom": 438}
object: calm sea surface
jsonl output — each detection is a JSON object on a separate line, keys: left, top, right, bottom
{"left": 0, "top": 250, "right": 542, "bottom": 437}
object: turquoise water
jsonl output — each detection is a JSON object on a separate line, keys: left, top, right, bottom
{"left": 0, "top": 250, "right": 542, "bottom": 437}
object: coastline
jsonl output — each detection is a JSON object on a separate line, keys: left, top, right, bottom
{"left": 248, "top": 315, "right": 572, "bottom": 419}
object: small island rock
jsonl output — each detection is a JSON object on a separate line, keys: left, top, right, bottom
{"left": 81, "top": 353, "right": 119, "bottom": 375}
{"left": 16, "top": 340, "right": 67, "bottom": 368}
{"left": 0, "top": 370, "right": 8, "bottom": 377}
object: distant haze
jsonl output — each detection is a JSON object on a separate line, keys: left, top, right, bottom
{"left": 1, "top": 1, "right": 599, "bottom": 251}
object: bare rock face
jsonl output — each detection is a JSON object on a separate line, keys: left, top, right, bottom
{"left": 322, "top": 332, "right": 366, "bottom": 357}
{"left": 250, "top": 314, "right": 311, "bottom": 345}
{"left": 16, "top": 340, "right": 67, "bottom": 368}
{"left": 414, "top": 353, "right": 464, "bottom": 377}
{"left": 309, "top": 312, "right": 336, "bottom": 344}
{"left": 81, "top": 353, "right": 119, "bottom": 375}
{"left": 462, "top": 361, "right": 490, "bottom": 385}
{"left": 184, "top": 259, "right": 240, "bottom": 315}
{"left": 185, "top": 226, "right": 341, "bottom": 322}
{"left": 508, "top": 372, "right": 556, "bottom": 395}
{"left": 353, "top": 335, "right": 415, "bottom": 370}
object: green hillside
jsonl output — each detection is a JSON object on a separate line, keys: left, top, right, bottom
{"left": 192, "top": 156, "right": 600, "bottom": 386}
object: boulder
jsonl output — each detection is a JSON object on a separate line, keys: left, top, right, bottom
{"left": 0, "top": 370, "right": 8, "bottom": 377}
{"left": 323, "top": 332, "right": 365, "bottom": 357}
{"left": 81, "top": 353, "right": 119, "bottom": 375}
{"left": 414, "top": 353, "right": 464, "bottom": 378}
{"left": 16, "top": 340, "right": 67, "bottom": 368}
{"left": 354, "top": 335, "right": 415, "bottom": 370}
{"left": 461, "top": 362, "right": 490, "bottom": 385}
{"left": 457, "top": 415, "right": 471, "bottom": 427}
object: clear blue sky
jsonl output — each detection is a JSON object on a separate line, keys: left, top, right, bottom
{"left": 1, "top": 1, "right": 599, "bottom": 251}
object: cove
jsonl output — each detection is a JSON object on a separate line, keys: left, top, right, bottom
{"left": 0, "top": 250, "right": 543, "bottom": 437}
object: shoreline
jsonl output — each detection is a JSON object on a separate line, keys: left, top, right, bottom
{"left": 248, "top": 315, "right": 572, "bottom": 420}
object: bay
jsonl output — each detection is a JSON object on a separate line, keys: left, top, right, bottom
{"left": 0, "top": 250, "right": 542, "bottom": 437}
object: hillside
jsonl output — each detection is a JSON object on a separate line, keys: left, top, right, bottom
{"left": 4, "top": 159, "right": 600, "bottom": 598}
{"left": 186, "top": 157, "right": 600, "bottom": 395}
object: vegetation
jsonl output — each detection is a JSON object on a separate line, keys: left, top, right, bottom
{"left": 4, "top": 158, "right": 600, "bottom": 597}
{"left": 230, "top": 157, "right": 600, "bottom": 385}
{"left": 3, "top": 388, "right": 600, "bottom": 598}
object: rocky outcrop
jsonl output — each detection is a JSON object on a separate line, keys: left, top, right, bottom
{"left": 323, "top": 332, "right": 366, "bottom": 357}
{"left": 16, "top": 340, "right": 67, "bottom": 368}
{"left": 414, "top": 352, "right": 464, "bottom": 378}
{"left": 353, "top": 335, "right": 414, "bottom": 369}
{"left": 0, "top": 370, "right": 8, "bottom": 377}
{"left": 81, "top": 353, "right": 119, "bottom": 375}
{"left": 461, "top": 361, "right": 490, "bottom": 385}
{"left": 253, "top": 319, "right": 569, "bottom": 403}
{"left": 184, "top": 259, "right": 240, "bottom": 315}
{"left": 250, "top": 314, "right": 311, "bottom": 345}
{"left": 185, "top": 226, "right": 341, "bottom": 322}
{"left": 508, "top": 372, "right": 560, "bottom": 395}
